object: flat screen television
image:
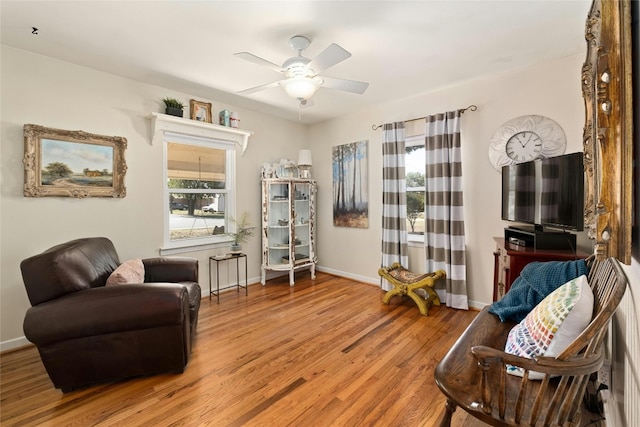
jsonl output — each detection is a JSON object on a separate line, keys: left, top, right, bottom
{"left": 501, "top": 152, "right": 584, "bottom": 231}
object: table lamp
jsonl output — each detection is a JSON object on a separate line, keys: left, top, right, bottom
{"left": 297, "top": 149, "right": 312, "bottom": 178}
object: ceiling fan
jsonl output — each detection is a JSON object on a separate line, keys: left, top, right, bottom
{"left": 234, "top": 35, "right": 369, "bottom": 105}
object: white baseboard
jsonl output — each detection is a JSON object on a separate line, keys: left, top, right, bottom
{"left": 315, "top": 265, "right": 379, "bottom": 285}
{"left": 467, "top": 300, "right": 487, "bottom": 311}
{"left": 199, "top": 275, "right": 263, "bottom": 298}
{"left": 316, "top": 265, "right": 488, "bottom": 311}
{"left": 0, "top": 336, "right": 31, "bottom": 353}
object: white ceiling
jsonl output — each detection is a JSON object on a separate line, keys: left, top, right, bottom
{"left": 1, "top": 1, "right": 591, "bottom": 124}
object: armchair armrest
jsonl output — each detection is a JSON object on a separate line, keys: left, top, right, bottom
{"left": 24, "top": 284, "right": 189, "bottom": 347}
{"left": 471, "top": 345, "right": 605, "bottom": 377}
{"left": 143, "top": 257, "right": 198, "bottom": 283}
{"left": 469, "top": 344, "right": 604, "bottom": 419}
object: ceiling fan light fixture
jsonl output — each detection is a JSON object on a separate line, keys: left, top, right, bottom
{"left": 236, "top": 35, "right": 369, "bottom": 105}
{"left": 282, "top": 57, "right": 311, "bottom": 76}
{"left": 280, "top": 76, "right": 321, "bottom": 100}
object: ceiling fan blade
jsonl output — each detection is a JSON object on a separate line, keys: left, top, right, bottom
{"left": 308, "top": 43, "right": 351, "bottom": 74}
{"left": 320, "top": 76, "right": 369, "bottom": 95}
{"left": 237, "top": 80, "right": 281, "bottom": 95}
{"left": 234, "top": 52, "right": 283, "bottom": 74}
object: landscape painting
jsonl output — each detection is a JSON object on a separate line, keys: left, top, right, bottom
{"left": 23, "top": 124, "right": 127, "bottom": 198}
{"left": 41, "top": 139, "right": 114, "bottom": 187}
{"left": 332, "top": 140, "right": 368, "bottom": 228}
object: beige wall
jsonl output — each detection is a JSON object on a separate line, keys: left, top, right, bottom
{"left": 0, "top": 46, "right": 306, "bottom": 349}
{"left": 308, "top": 53, "right": 590, "bottom": 307}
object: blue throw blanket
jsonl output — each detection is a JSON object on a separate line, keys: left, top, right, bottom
{"left": 489, "top": 259, "right": 589, "bottom": 322}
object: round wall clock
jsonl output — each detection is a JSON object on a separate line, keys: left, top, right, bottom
{"left": 488, "top": 115, "right": 566, "bottom": 171}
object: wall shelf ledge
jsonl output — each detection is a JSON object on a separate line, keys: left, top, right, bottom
{"left": 149, "top": 112, "right": 252, "bottom": 155}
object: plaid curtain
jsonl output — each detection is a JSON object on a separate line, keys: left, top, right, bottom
{"left": 381, "top": 122, "right": 408, "bottom": 291}
{"left": 424, "top": 111, "right": 468, "bottom": 309}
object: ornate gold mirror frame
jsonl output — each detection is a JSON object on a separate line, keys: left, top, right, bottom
{"left": 583, "top": 0, "right": 633, "bottom": 264}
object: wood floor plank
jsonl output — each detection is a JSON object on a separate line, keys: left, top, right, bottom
{"left": 1, "top": 272, "right": 480, "bottom": 426}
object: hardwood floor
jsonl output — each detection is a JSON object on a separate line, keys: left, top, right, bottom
{"left": 1, "top": 272, "right": 482, "bottom": 426}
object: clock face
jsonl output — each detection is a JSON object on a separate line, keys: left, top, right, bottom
{"left": 488, "top": 115, "right": 567, "bottom": 171}
{"left": 505, "top": 131, "right": 542, "bottom": 162}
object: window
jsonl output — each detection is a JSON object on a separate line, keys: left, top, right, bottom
{"left": 163, "top": 132, "right": 235, "bottom": 252}
{"left": 405, "top": 134, "right": 425, "bottom": 242}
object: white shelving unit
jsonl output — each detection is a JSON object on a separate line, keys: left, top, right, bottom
{"left": 261, "top": 178, "right": 317, "bottom": 286}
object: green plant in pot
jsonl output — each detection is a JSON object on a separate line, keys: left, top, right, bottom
{"left": 162, "top": 97, "right": 185, "bottom": 117}
{"left": 228, "top": 212, "right": 256, "bottom": 254}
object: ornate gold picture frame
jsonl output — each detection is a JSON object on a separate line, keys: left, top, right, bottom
{"left": 582, "top": 0, "right": 634, "bottom": 264}
{"left": 190, "top": 99, "right": 212, "bottom": 123}
{"left": 23, "top": 124, "right": 127, "bottom": 198}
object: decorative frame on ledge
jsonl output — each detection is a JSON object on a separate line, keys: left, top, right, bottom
{"left": 149, "top": 112, "right": 252, "bottom": 156}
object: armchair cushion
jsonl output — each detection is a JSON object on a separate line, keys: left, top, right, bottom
{"left": 504, "top": 275, "right": 593, "bottom": 378}
{"left": 21, "top": 237, "right": 120, "bottom": 305}
{"left": 106, "top": 258, "right": 145, "bottom": 285}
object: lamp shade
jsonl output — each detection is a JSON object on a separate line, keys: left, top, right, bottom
{"left": 298, "top": 149, "right": 312, "bottom": 167}
{"left": 280, "top": 77, "right": 320, "bottom": 100}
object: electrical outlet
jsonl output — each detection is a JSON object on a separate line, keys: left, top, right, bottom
{"left": 598, "top": 359, "right": 612, "bottom": 389}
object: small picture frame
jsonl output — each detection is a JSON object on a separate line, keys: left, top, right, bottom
{"left": 190, "top": 99, "right": 212, "bottom": 123}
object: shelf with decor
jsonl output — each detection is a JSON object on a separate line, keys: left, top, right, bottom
{"left": 261, "top": 178, "right": 316, "bottom": 286}
{"left": 148, "top": 112, "right": 252, "bottom": 155}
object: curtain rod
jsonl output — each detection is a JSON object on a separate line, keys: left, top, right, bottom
{"left": 371, "top": 104, "right": 477, "bottom": 130}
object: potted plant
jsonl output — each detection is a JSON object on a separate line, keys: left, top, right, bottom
{"left": 228, "top": 212, "right": 256, "bottom": 254}
{"left": 162, "top": 97, "right": 185, "bottom": 117}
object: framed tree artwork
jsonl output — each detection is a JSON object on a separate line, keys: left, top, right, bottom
{"left": 332, "top": 140, "right": 369, "bottom": 228}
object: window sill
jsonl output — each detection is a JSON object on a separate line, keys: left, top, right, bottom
{"left": 408, "top": 240, "right": 424, "bottom": 248}
{"left": 160, "top": 239, "right": 232, "bottom": 256}
{"left": 408, "top": 233, "right": 424, "bottom": 248}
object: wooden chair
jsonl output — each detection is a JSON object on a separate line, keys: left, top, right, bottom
{"left": 378, "top": 263, "right": 445, "bottom": 316}
{"left": 434, "top": 257, "right": 627, "bottom": 426}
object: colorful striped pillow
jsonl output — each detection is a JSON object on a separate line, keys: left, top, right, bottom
{"left": 504, "top": 275, "right": 593, "bottom": 379}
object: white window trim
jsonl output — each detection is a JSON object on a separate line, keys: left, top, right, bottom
{"left": 406, "top": 134, "right": 425, "bottom": 244}
{"left": 162, "top": 134, "right": 236, "bottom": 253}
{"left": 407, "top": 238, "right": 424, "bottom": 247}
{"left": 148, "top": 113, "right": 253, "bottom": 254}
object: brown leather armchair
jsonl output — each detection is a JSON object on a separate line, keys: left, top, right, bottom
{"left": 20, "top": 237, "right": 201, "bottom": 392}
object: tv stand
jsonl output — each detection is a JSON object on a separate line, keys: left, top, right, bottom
{"left": 504, "top": 226, "right": 576, "bottom": 251}
{"left": 493, "top": 237, "right": 589, "bottom": 301}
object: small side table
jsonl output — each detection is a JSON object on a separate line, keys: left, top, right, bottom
{"left": 209, "top": 253, "right": 248, "bottom": 303}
